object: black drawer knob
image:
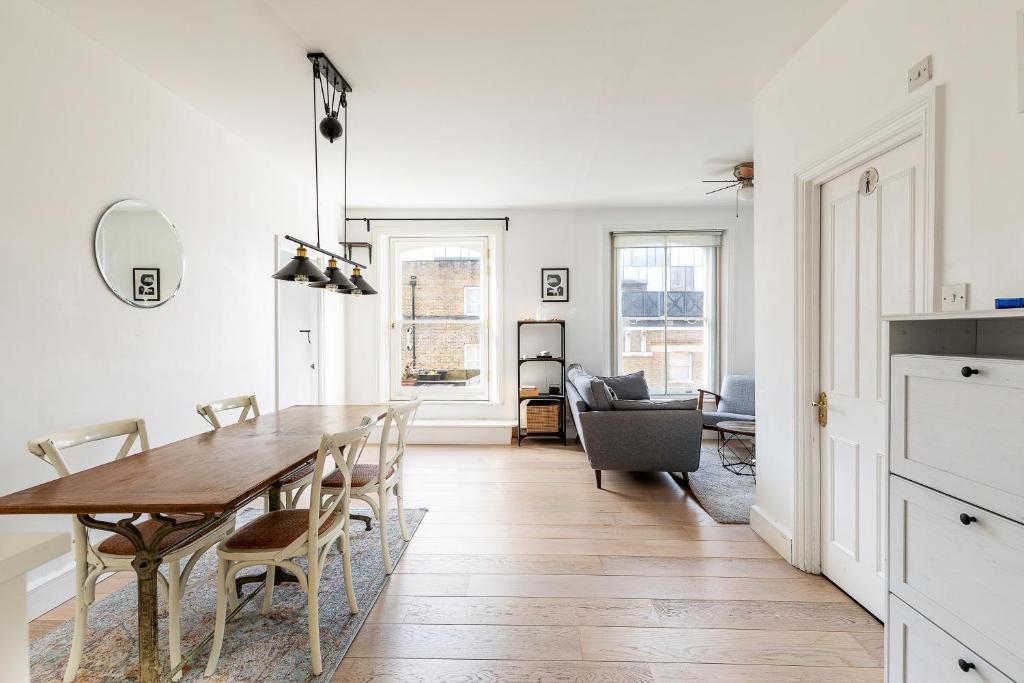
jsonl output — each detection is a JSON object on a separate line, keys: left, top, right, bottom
{"left": 959, "top": 513, "right": 977, "bottom": 525}
{"left": 958, "top": 658, "right": 976, "bottom": 672}
{"left": 961, "top": 366, "right": 980, "bottom": 377}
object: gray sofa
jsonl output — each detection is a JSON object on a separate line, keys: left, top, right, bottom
{"left": 566, "top": 364, "right": 703, "bottom": 488}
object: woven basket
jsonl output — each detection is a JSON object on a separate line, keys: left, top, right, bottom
{"left": 526, "top": 401, "right": 560, "bottom": 433}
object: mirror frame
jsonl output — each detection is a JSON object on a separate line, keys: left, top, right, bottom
{"left": 94, "top": 199, "right": 185, "bottom": 308}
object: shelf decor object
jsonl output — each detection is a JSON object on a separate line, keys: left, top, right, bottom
{"left": 516, "top": 319, "right": 567, "bottom": 445}
{"left": 274, "top": 52, "right": 375, "bottom": 295}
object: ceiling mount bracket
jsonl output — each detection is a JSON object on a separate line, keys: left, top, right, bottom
{"left": 306, "top": 52, "right": 352, "bottom": 94}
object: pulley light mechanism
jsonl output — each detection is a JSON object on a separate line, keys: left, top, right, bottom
{"left": 310, "top": 52, "right": 351, "bottom": 144}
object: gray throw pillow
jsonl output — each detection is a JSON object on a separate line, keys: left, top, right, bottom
{"left": 566, "top": 364, "right": 597, "bottom": 409}
{"left": 598, "top": 370, "right": 650, "bottom": 400}
{"left": 588, "top": 378, "right": 615, "bottom": 411}
{"left": 611, "top": 398, "right": 698, "bottom": 410}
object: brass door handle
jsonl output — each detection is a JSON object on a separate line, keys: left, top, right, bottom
{"left": 811, "top": 392, "right": 828, "bottom": 427}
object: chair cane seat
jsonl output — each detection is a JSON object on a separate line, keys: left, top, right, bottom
{"left": 279, "top": 460, "right": 316, "bottom": 485}
{"left": 223, "top": 510, "right": 338, "bottom": 551}
{"left": 323, "top": 463, "right": 394, "bottom": 489}
{"left": 96, "top": 513, "right": 211, "bottom": 556}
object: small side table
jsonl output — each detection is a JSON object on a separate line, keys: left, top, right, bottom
{"left": 716, "top": 420, "right": 756, "bottom": 479}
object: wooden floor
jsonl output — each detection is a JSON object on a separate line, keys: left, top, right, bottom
{"left": 31, "top": 441, "right": 883, "bottom": 682}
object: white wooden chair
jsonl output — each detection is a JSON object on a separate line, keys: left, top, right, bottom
{"left": 204, "top": 418, "right": 375, "bottom": 677}
{"left": 197, "top": 395, "right": 315, "bottom": 509}
{"left": 27, "top": 419, "right": 234, "bottom": 683}
{"left": 321, "top": 399, "right": 420, "bottom": 574}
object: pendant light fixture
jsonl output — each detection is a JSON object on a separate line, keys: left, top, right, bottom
{"left": 309, "top": 258, "right": 356, "bottom": 291}
{"left": 272, "top": 245, "right": 329, "bottom": 284}
{"left": 273, "top": 52, "right": 374, "bottom": 295}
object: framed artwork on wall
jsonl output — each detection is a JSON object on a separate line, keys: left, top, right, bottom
{"left": 133, "top": 267, "right": 161, "bottom": 303}
{"left": 541, "top": 267, "right": 569, "bottom": 302}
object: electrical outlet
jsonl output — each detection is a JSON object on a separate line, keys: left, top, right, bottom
{"left": 908, "top": 55, "right": 932, "bottom": 92}
{"left": 941, "top": 283, "right": 968, "bottom": 312}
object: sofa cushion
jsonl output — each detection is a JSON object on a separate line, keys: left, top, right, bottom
{"left": 567, "top": 364, "right": 596, "bottom": 409}
{"left": 611, "top": 398, "right": 698, "bottom": 410}
{"left": 588, "top": 379, "right": 615, "bottom": 411}
{"left": 703, "top": 411, "right": 755, "bottom": 427}
{"left": 598, "top": 370, "right": 650, "bottom": 400}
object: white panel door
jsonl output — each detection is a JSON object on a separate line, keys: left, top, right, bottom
{"left": 276, "top": 245, "right": 322, "bottom": 409}
{"left": 819, "top": 137, "right": 923, "bottom": 619}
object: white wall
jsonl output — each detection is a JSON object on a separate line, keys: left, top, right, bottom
{"left": 342, "top": 205, "right": 754, "bottom": 422}
{"left": 752, "top": 0, "right": 1024, "bottom": 544}
{"left": 0, "top": 0, "right": 340, "bottom": 612}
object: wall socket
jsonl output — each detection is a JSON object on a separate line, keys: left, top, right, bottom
{"left": 941, "top": 283, "right": 968, "bottom": 311}
{"left": 908, "top": 55, "right": 932, "bottom": 92}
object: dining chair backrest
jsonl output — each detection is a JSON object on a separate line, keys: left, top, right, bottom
{"left": 301, "top": 417, "right": 375, "bottom": 555}
{"left": 27, "top": 418, "right": 150, "bottom": 479}
{"left": 196, "top": 394, "right": 260, "bottom": 429}
{"left": 378, "top": 399, "right": 421, "bottom": 474}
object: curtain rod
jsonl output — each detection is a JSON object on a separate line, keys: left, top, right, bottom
{"left": 345, "top": 217, "right": 510, "bottom": 231}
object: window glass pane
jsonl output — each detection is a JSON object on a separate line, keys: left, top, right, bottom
{"left": 400, "top": 246, "right": 481, "bottom": 320}
{"left": 666, "top": 320, "right": 706, "bottom": 393}
{"left": 400, "top": 322, "right": 481, "bottom": 387}
{"left": 464, "top": 286, "right": 481, "bottom": 317}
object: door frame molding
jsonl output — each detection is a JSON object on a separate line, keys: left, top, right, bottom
{"left": 792, "top": 87, "right": 939, "bottom": 573}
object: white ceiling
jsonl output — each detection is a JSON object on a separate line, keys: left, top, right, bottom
{"left": 38, "top": 0, "right": 845, "bottom": 208}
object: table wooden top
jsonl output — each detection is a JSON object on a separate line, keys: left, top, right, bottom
{"left": 0, "top": 405, "right": 386, "bottom": 516}
{"left": 717, "top": 420, "right": 756, "bottom": 436}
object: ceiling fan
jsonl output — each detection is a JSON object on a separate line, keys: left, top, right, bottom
{"left": 703, "top": 161, "right": 754, "bottom": 215}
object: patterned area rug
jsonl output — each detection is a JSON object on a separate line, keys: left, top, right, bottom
{"left": 686, "top": 446, "right": 755, "bottom": 524}
{"left": 30, "top": 507, "right": 426, "bottom": 682}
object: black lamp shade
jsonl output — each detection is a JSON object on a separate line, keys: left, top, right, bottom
{"left": 342, "top": 266, "right": 378, "bottom": 294}
{"left": 272, "top": 246, "right": 328, "bottom": 284}
{"left": 309, "top": 259, "right": 357, "bottom": 291}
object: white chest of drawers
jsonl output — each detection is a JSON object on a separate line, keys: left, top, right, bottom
{"left": 887, "top": 334, "right": 1024, "bottom": 682}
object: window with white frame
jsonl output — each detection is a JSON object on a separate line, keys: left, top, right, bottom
{"left": 613, "top": 231, "right": 720, "bottom": 395}
{"left": 390, "top": 237, "right": 491, "bottom": 400}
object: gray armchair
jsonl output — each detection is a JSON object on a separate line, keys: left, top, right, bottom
{"left": 565, "top": 364, "right": 703, "bottom": 488}
{"left": 698, "top": 374, "right": 755, "bottom": 431}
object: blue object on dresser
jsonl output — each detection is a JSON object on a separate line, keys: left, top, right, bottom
{"left": 995, "top": 298, "right": 1024, "bottom": 309}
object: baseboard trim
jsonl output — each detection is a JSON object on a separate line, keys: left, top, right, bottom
{"left": 368, "top": 419, "right": 516, "bottom": 445}
{"left": 27, "top": 560, "right": 75, "bottom": 620}
{"left": 749, "top": 504, "right": 794, "bottom": 564}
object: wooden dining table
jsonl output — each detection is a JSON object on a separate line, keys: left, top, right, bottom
{"left": 0, "top": 404, "right": 386, "bottom": 683}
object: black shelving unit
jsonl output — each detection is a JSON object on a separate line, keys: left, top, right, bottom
{"left": 517, "top": 320, "right": 566, "bottom": 446}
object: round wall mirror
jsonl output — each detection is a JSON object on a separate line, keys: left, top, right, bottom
{"left": 94, "top": 200, "right": 184, "bottom": 308}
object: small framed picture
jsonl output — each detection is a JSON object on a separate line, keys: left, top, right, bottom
{"left": 541, "top": 267, "right": 569, "bottom": 302}
{"left": 133, "top": 267, "right": 161, "bottom": 302}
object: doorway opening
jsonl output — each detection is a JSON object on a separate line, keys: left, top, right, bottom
{"left": 275, "top": 238, "right": 324, "bottom": 410}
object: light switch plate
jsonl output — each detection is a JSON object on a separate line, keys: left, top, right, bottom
{"left": 941, "top": 283, "right": 968, "bottom": 311}
{"left": 908, "top": 55, "right": 932, "bottom": 92}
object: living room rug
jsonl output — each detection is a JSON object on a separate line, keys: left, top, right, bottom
{"left": 30, "top": 507, "right": 426, "bottom": 683}
{"left": 686, "top": 446, "right": 755, "bottom": 524}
